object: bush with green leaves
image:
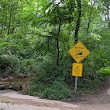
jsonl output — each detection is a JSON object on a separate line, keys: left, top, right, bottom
{"left": 99, "top": 66, "right": 110, "bottom": 76}
{"left": 42, "top": 80, "right": 72, "bottom": 100}
{"left": 29, "top": 79, "right": 72, "bottom": 100}
{"left": 0, "top": 54, "right": 19, "bottom": 77}
{"left": 81, "top": 32, "right": 110, "bottom": 78}
{"left": 28, "top": 53, "right": 72, "bottom": 99}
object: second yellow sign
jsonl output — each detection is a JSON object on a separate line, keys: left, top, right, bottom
{"left": 72, "top": 63, "right": 83, "bottom": 77}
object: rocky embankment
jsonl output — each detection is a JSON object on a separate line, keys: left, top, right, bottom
{"left": 0, "top": 76, "right": 30, "bottom": 92}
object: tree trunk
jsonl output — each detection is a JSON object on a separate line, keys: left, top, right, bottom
{"left": 1, "top": 9, "right": 4, "bottom": 36}
{"left": 47, "top": 36, "right": 50, "bottom": 51}
{"left": 8, "top": 6, "right": 13, "bottom": 35}
{"left": 74, "top": 0, "right": 81, "bottom": 44}
{"left": 56, "top": 18, "right": 61, "bottom": 66}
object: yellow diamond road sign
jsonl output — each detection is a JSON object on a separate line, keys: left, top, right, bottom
{"left": 72, "top": 63, "right": 83, "bottom": 77}
{"left": 68, "top": 41, "right": 90, "bottom": 63}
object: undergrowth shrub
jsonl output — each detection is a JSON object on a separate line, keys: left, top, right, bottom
{"left": 42, "top": 80, "right": 72, "bottom": 100}
{"left": 28, "top": 54, "right": 72, "bottom": 99}
{"left": 0, "top": 54, "right": 38, "bottom": 77}
{"left": 0, "top": 54, "right": 19, "bottom": 77}
{"left": 99, "top": 66, "right": 110, "bottom": 76}
{"left": 29, "top": 79, "right": 72, "bottom": 100}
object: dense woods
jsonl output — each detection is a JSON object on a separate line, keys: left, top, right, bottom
{"left": 0, "top": 0, "right": 110, "bottom": 99}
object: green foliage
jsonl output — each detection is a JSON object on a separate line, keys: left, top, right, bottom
{"left": 0, "top": 0, "right": 110, "bottom": 99}
{"left": 78, "top": 71, "right": 107, "bottom": 93}
{"left": 82, "top": 34, "right": 109, "bottom": 77}
{"left": 28, "top": 54, "right": 72, "bottom": 99}
{"left": 29, "top": 81, "right": 46, "bottom": 96}
{"left": 77, "top": 30, "right": 110, "bottom": 93}
{"left": 0, "top": 54, "right": 19, "bottom": 77}
{"left": 42, "top": 80, "right": 72, "bottom": 100}
{"left": 99, "top": 66, "right": 110, "bottom": 76}
{"left": 29, "top": 79, "right": 72, "bottom": 100}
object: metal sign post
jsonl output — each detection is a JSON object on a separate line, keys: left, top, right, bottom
{"left": 74, "top": 76, "right": 78, "bottom": 92}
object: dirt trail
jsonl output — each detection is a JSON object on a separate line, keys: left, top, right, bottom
{"left": 76, "top": 77, "right": 110, "bottom": 110}
{"left": 0, "top": 78, "right": 110, "bottom": 110}
{"left": 0, "top": 90, "right": 79, "bottom": 110}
